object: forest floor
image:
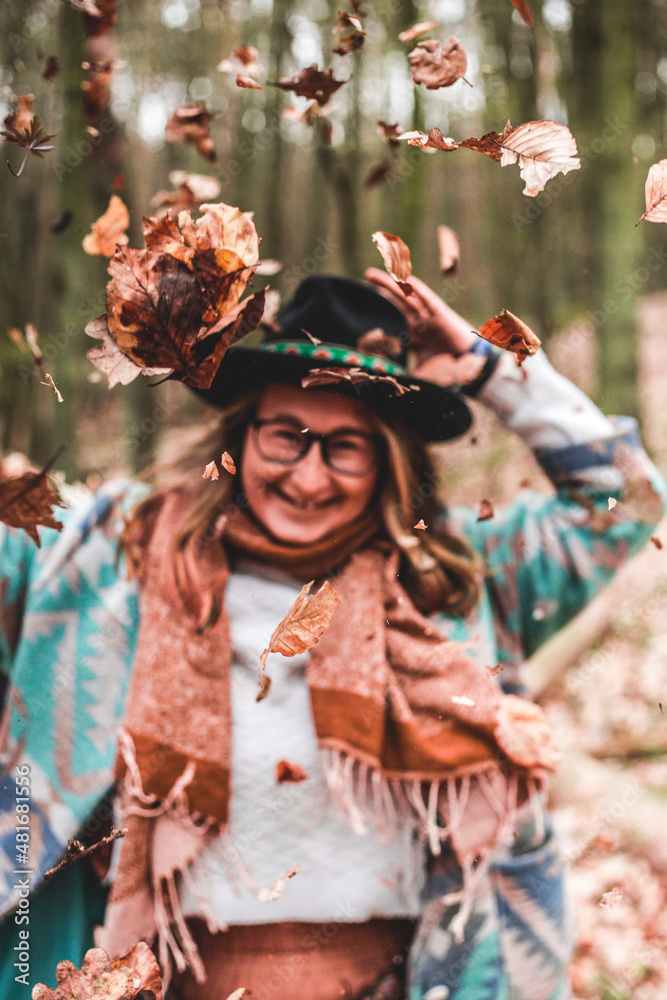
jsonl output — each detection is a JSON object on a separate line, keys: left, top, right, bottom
{"left": 441, "top": 294, "right": 667, "bottom": 1000}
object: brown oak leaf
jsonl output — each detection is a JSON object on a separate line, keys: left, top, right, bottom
{"left": 85, "top": 314, "right": 171, "bottom": 387}
{"left": 31, "top": 941, "right": 162, "bottom": 1000}
{"left": 437, "top": 225, "right": 460, "bottom": 274}
{"left": 0, "top": 467, "right": 64, "bottom": 546}
{"left": 165, "top": 104, "right": 217, "bottom": 162}
{"left": 82, "top": 195, "right": 130, "bottom": 256}
{"left": 408, "top": 37, "right": 467, "bottom": 90}
{"left": 276, "top": 760, "right": 308, "bottom": 783}
{"left": 274, "top": 65, "right": 346, "bottom": 107}
{"left": 478, "top": 308, "right": 541, "bottom": 362}
{"left": 637, "top": 158, "right": 667, "bottom": 224}
{"left": 371, "top": 231, "right": 413, "bottom": 295}
{"left": 259, "top": 580, "right": 341, "bottom": 677}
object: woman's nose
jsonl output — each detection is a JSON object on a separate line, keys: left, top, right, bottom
{"left": 286, "top": 441, "right": 332, "bottom": 493}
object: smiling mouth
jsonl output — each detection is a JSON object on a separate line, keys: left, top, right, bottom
{"left": 270, "top": 485, "right": 338, "bottom": 512}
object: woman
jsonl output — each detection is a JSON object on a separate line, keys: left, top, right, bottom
{"left": 0, "top": 273, "right": 664, "bottom": 999}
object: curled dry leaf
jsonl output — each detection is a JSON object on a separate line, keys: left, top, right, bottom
{"left": 510, "top": 0, "right": 534, "bottom": 28}
{"left": 218, "top": 45, "right": 263, "bottom": 77}
{"left": 85, "top": 315, "right": 171, "bottom": 388}
{"left": 82, "top": 194, "right": 130, "bottom": 256}
{"left": 31, "top": 941, "right": 162, "bottom": 1000}
{"left": 165, "top": 104, "right": 217, "bottom": 162}
{"left": 637, "top": 158, "right": 667, "bottom": 224}
{"left": 203, "top": 461, "right": 219, "bottom": 480}
{"left": 256, "top": 673, "right": 272, "bottom": 702}
{"left": 477, "top": 498, "right": 494, "bottom": 522}
{"left": 498, "top": 120, "right": 580, "bottom": 197}
{"left": 413, "top": 519, "right": 427, "bottom": 530}
{"left": 276, "top": 759, "right": 308, "bottom": 783}
{"left": 220, "top": 451, "right": 236, "bottom": 474}
{"left": 399, "top": 127, "right": 458, "bottom": 152}
{"left": 487, "top": 664, "right": 504, "bottom": 677}
{"left": 332, "top": 9, "right": 366, "bottom": 55}
{"left": 398, "top": 21, "right": 438, "bottom": 44}
{"left": 437, "top": 224, "right": 460, "bottom": 274}
{"left": 257, "top": 865, "right": 300, "bottom": 903}
{"left": 494, "top": 694, "right": 561, "bottom": 771}
{"left": 302, "top": 367, "right": 415, "bottom": 396}
{"left": 478, "top": 309, "right": 541, "bottom": 362}
{"left": 408, "top": 37, "right": 467, "bottom": 90}
{"left": 0, "top": 466, "right": 64, "bottom": 546}
{"left": 236, "top": 74, "right": 262, "bottom": 90}
{"left": 274, "top": 65, "right": 346, "bottom": 107}
{"left": 41, "top": 55, "right": 60, "bottom": 81}
{"left": 371, "top": 231, "right": 413, "bottom": 295}
{"left": 259, "top": 580, "right": 341, "bottom": 677}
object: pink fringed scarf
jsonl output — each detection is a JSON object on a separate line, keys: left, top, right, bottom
{"left": 100, "top": 489, "right": 558, "bottom": 983}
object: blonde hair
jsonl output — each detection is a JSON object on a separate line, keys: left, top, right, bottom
{"left": 127, "top": 391, "right": 482, "bottom": 617}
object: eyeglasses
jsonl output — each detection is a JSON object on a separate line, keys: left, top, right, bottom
{"left": 251, "top": 419, "right": 381, "bottom": 476}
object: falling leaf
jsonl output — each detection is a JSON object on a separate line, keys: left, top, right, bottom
{"left": 414, "top": 519, "right": 427, "bottom": 530}
{"left": 256, "top": 674, "right": 272, "bottom": 702}
{"left": 41, "top": 373, "right": 63, "bottom": 402}
{"left": 301, "top": 367, "right": 415, "bottom": 396}
{"left": 398, "top": 127, "right": 459, "bottom": 152}
{"left": 203, "top": 460, "right": 219, "bottom": 480}
{"left": 276, "top": 760, "right": 308, "bottom": 783}
{"left": 487, "top": 664, "right": 504, "bottom": 677}
{"left": 333, "top": 9, "right": 366, "bottom": 55}
{"left": 41, "top": 55, "right": 60, "bottom": 81}
{"left": 1, "top": 114, "right": 56, "bottom": 177}
{"left": 377, "top": 120, "right": 401, "bottom": 148}
{"left": 607, "top": 497, "right": 617, "bottom": 510}
{"left": 257, "top": 866, "right": 300, "bottom": 902}
{"left": 451, "top": 694, "right": 475, "bottom": 707}
{"left": 165, "top": 103, "right": 217, "bottom": 162}
{"left": 218, "top": 45, "right": 263, "bottom": 77}
{"left": 599, "top": 887, "right": 624, "bottom": 910}
{"left": 7, "top": 327, "right": 25, "bottom": 350}
{"left": 274, "top": 65, "right": 346, "bottom": 107}
{"left": 0, "top": 466, "right": 64, "bottom": 546}
{"left": 477, "top": 498, "right": 494, "bottom": 522}
{"left": 398, "top": 21, "right": 439, "bottom": 44}
{"left": 79, "top": 0, "right": 118, "bottom": 38}
{"left": 81, "top": 58, "right": 114, "bottom": 117}
{"left": 356, "top": 328, "right": 402, "bottom": 358}
{"left": 259, "top": 580, "right": 341, "bottom": 676}
{"left": 4, "top": 93, "right": 35, "bottom": 133}
{"left": 478, "top": 309, "right": 541, "bottom": 361}
{"left": 51, "top": 210, "right": 73, "bottom": 234}
{"left": 364, "top": 159, "right": 394, "bottom": 188}
{"left": 31, "top": 941, "right": 162, "bottom": 1000}
{"left": 510, "top": 0, "right": 534, "bottom": 27}
{"left": 408, "top": 37, "right": 467, "bottom": 90}
{"left": 236, "top": 74, "right": 262, "bottom": 90}
{"left": 85, "top": 315, "right": 171, "bottom": 388}
{"left": 82, "top": 195, "right": 130, "bottom": 256}
{"left": 151, "top": 171, "right": 222, "bottom": 217}
{"left": 637, "top": 159, "right": 667, "bottom": 224}
{"left": 220, "top": 451, "right": 236, "bottom": 474}
{"left": 437, "top": 225, "right": 460, "bottom": 274}
{"left": 371, "top": 231, "right": 413, "bottom": 295}
{"left": 650, "top": 535, "right": 663, "bottom": 549}
{"left": 498, "top": 120, "right": 580, "bottom": 197}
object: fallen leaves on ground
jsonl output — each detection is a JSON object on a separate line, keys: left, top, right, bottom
{"left": 408, "top": 37, "right": 467, "bottom": 89}
{"left": 31, "top": 941, "right": 162, "bottom": 1000}
{"left": 82, "top": 195, "right": 130, "bottom": 256}
{"left": 274, "top": 65, "right": 346, "bottom": 106}
{"left": 478, "top": 308, "right": 541, "bottom": 361}
{"left": 257, "top": 866, "right": 300, "bottom": 902}
{"left": 276, "top": 759, "right": 308, "bottom": 783}
{"left": 371, "top": 231, "right": 413, "bottom": 295}
{"left": 259, "top": 580, "right": 341, "bottom": 679}
{"left": 0, "top": 463, "right": 64, "bottom": 546}
{"left": 165, "top": 104, "right": 217, "bottom": 162}
{"left": 637, "top": 159, "right": 667, "bottom": 224}
{"left": 437, "top": 225, "right": 460, "bottom": 274}
{"left": 302, "top": 367, "right": 414, "bottom": 396}
{"left": 398, "top": 21, "right": 438, "bottom": 44}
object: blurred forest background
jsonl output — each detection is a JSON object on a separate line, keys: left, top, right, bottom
{"left": 2, "top": 0, "right": 667, "bottom": 481}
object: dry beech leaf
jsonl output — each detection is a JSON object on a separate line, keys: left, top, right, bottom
{"left": 494, "top": 694, "right": 560, "bottom": 771}
{"left": 599, "top": 887, "right": 624, "bottom": 910}
{"left": 332, "top": 9, "right": 366, "bottom": 56}
{"left": 203, "top": 461, "right": 219, "bottom": 480}
{"left": 637, "top": 159, "right": 667, "bottom": 224}
{"left": 274, "top": 65, "right": 346, "bottom": 107}
{"left": 650, "top": 535, "right": 663, "bottom": 549}
{"left": 257, "top": 866, "right": 300, "bottom": 903}
{"left": 82, "top": 195, "right": 130, "bottom": 256}
{"left": 256, "top": 674, "right": 272, "bottom": 702}
{"left": 398, "top": 21, "right": 438, "bottom": 44}
{"left": 413, "top": 519, "right": 427, "bottom": 530}
{"left": 408, "top": 37, "right": 467, "bottom": 90}
{"left": 510, "top": 0, "right": 534, "bottom": 27}
{"left": 302, "top": 367, "right": 415, "bottom": 396}
{"left": 31, "top": 941, "right": 162, "bottom": 1000}
{"left": 398, "top": 127, "right": 459, "bottom": 152}
{"left": 276, "top": 759, "right": 308, "bottom": 783}
{"left": 85, "top": 315, "right": 171, "bottom": 387}
{"left": 236, "top": 74, "right": 262, "bottom": 90}
{"left": 487, "top": 664, "right": 504, "bottom": 677}
{"left": 371, "top": 231, "right": 413, "bottom": 295}
{"left": 498, "top": 120, "right": 580, "bottom": 197}
{"left": 356, "top": 328, "right": 402, "bottom": 358}
{"left": 220, "top": 451, "right": 236, "bottom": 474}
{"left": 259, "top": 580, "right": 341, "bottom": 676}
{"left": 218, "top": 45, "right": 263, "bottom": 77}
{"left": 437, "top": 225, "right": 460, "bottom": 274}
{"left": 0, "top": 468, "right": 64, "bottom": 546}
{"left": 377, "top": 120, "right": 401, "bottom": 148}
{"left": 478, "top": 308, "right": 541, "bottom": 362}
{"left": 165, "top": 104, "right": 216, "bottom": 162}
{"left": 364, "top": 159, "right": 394, "bottom": 188}
{"left": 477, "top": 498, "right": 494, "bottom": 522}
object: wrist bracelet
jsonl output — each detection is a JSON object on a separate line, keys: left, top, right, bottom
{"left": 460, "top": 338, "right": 503, "bottom": 397}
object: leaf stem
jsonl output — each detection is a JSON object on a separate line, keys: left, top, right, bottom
{"left": 6, "top": 148, "right": 28, "bottom": 177}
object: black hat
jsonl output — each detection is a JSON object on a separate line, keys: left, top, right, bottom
{"left": 197, "top": 275, "right": 472, "bottom": 442}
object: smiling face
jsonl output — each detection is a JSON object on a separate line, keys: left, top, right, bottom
{"left": 240, "top": 384, "right": 381, "bottom": 545}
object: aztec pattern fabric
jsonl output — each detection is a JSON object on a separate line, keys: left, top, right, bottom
{"left": 0, "top": 419, "right": 664, "bottom": 990}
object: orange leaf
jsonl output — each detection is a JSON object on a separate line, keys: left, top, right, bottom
{"left": 276, "top": 760, "right": 308, "bottom": 783}
{"left": 398, "top": 21, "right": 438, "bottom": 44}
{"left": 478, "top": 309, "right": 541, "bottom": 362}
{"left": 236, "top": 74, "right": 262, "bottom": 90}
{"left": 203, "top": 461, "right": 219, "bottom": 480}
{"left": 637, "top": 159, "right": 667, "bottom": 224}
{"left": 0, "top": 467, "right": 63, "bottom": 546}
{"left": 498, "top": 120, "right": 580, "bottom": 197}
{"left": 510, "top": 0, "right": 534, "bottom": 27}
{"left": 259, "top": 580, "right": 341, "bottom": 676}
{"left": 220, "top": 451, "right": 236, "bottom": 474}
{"left": 371, "top": 231, "right": 413, "bottom": 295}
{"left": 408, "top": 37, "right": 467, "bottom": 90}
{"left": 82, "top": 194, "right": 130, "bottom": 257}
{"left": 413, "top": 519, "right": 427, "bottom": 530}
{"left": 437, "top": 224, "right": 460, "bottom": 274}
{"left": 31, "top": 941, "right": 162, "bottom": 1000}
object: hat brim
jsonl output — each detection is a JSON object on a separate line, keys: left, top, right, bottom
{"left": 195, "top": 345, "right": 472, "bottom": 443}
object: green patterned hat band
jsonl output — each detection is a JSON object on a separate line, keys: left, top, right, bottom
{"left": 258, "top": 340, "right": 406, "bottom": 376}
